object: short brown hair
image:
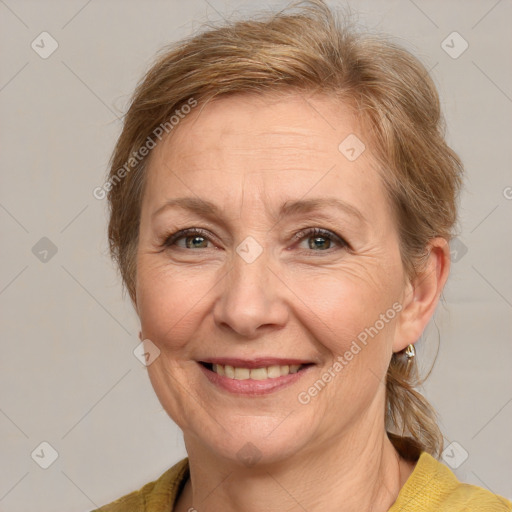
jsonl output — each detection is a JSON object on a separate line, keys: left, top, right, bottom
{"left": 106, "top": 0, "right": 463, "bottom": 458}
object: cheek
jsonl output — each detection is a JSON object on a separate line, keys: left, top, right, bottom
{"left": 289, "top": 262, "right": 400, "bottom": 354}
{"left": 136, "top": 243, "right": 403, "bottom": 363}
{"left": 136, "top": 257, "right": 215, "bottom": 354}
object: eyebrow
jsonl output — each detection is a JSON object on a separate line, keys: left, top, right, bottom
{"left": 152, "top": 196, "right": 367, "bottom": 225}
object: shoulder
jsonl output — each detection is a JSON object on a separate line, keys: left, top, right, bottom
{"left": 91, "top": 457, "right": 189, "bottom": 512}
{"left": 390, "top": 451, "right": 512, "bottom": 512}
{"left": 448, "top": 482, "right": 512, "bottom": 511}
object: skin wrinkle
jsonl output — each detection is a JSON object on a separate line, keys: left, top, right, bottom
{"left": 134, "top": 92, "right": 449, "bottom": 512}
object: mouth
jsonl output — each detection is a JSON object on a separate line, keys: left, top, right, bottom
{"left": 197, "top": 359, "right": 315, "bottom": 395}
{"left": 199, "top": 361, "right": 314, "bottom": 380}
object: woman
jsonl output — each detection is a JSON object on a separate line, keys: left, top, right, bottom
{"left": 94, "top": 1, "right": 511, "bottom": 510}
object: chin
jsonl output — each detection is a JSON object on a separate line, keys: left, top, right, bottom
{"left": 189, "top": 413, "right": 318, "bottom": 468}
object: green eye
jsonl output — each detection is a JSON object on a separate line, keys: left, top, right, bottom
{"left": 163, "top": 228, "right": 213, "bottom": 249}
{"left": 293, "top": 228, "right": 348, "bottom": 251}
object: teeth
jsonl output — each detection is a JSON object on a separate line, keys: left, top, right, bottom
{"left": 267, "top": 365, "right": 281, "bottom": 378}
{"left": 249, "top": 367, "right": 268, "bottom": 380}
{"left": 211, "top": 363, "right": 304, "bottom": 380}
{"left": 234, "top": 367, "right": 250, "bottom": 380}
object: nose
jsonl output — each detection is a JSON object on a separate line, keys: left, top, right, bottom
{"left": 213, "top": 243, "right": 289, "bottom": 339}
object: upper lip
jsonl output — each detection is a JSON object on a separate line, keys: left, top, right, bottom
{"left": 198, "top": 357, "right": 314, "bottom": 369}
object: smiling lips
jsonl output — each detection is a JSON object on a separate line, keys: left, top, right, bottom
{"left": 198, "top": 358, "right": 315, "bottom": 394}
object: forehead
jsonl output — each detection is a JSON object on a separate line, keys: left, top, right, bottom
{"left": 143, "top": 92, "right": 391, "bottom": 227}
{"left": 156, "top": 92, "right": 360, "bottom": 168}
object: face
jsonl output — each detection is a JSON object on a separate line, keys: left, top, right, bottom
{"left": 135, "top": 92, "right": 411, "bottom": 465}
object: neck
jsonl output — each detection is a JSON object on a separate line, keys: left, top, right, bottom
{"left": 176, "top": 421, "right": 413, "bottom": 512}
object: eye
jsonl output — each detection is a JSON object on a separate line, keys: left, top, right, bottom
{"left": 161, "top": 227, "right": 349, "bottom": 252}
{"left": 292, "top": 227, "right": 348, "bottom": 252}
{"left": 162, "top": 228, "right": 215, "bottom": 249}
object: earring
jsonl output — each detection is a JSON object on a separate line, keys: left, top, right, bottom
{"left": 404, "top": 344, "right": 415, "bottom": 359}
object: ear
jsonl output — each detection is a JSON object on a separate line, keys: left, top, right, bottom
{"left": 393, "top": 237, "right": 451, "bottom": 353}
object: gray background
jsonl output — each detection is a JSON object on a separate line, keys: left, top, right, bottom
{"left": 0, "top": 0, "right": 511, "bottom": 510}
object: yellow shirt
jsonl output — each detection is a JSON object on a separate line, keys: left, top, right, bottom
{"left": 93, "top": 452, "right": 511, "bottom": 511}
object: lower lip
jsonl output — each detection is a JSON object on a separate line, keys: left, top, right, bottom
{"left": 198, "top": 362, "right": 313, "bottom": 396}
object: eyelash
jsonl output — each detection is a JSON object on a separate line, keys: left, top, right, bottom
{"left": 161, "top": 227, "right": 349, "bottom": 253}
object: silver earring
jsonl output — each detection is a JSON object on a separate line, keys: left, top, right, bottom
{"left": 404, "top": 344, "right": 415, "bottom": 359}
